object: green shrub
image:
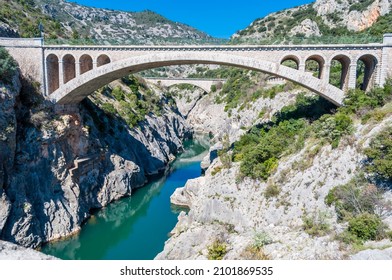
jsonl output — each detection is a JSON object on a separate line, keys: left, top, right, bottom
{"left": 0, "top": 48, "right": 18, "bottom": 84}
{"left": 313, "top": 112, "right": 353, "bottom": 148}
{"left": 325, "top": 176, "right": 384, "bottom": 221}
{"left": 111, "top": 86, "right": 125, "bottom": 101}
{"left": 210, "top": 84, "right": 217, "bottom": 92}
{"left": 364, "top": 128, "right": 392, "bottom": 182}
{"left": 238, "top": 119, "right": 307, "bottom": 180}
{"left": 101, "top": 102, "right": 116, "bottom": 115}
{"left": 302, "top": 211, "right": 331, "bottom": 237}
{"left": 348, "top": 213, "right": 383, "bottom": 241}
{"left": 264, "top": 184, "right": 280, "bottom": 199}
{"left": 253, "top": 231, "right": 273, "bottom": 249}
{"left": 207, "top": 240, "right": 227, "bottom": 260}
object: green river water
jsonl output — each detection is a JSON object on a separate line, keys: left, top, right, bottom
{"left": 41, "top": 138, "right": 209, "bottom": 260}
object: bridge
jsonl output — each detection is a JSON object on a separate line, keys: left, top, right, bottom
{"left": 143, "top": 77, "right": 226, "bottom": 92}
{"left": 1, "top": 34, "right": 392, "bottom": 107}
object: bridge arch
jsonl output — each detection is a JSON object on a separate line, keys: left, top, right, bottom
{"left": 79, "top": 54, "right": 93, "bottom": 74}
{"left": 280, "top": 55, "right": 300, "bottom": 69}
{"left": 305, "top": 54, "right": 326, "bottom": 79}
{"left": 329, "top": 54, "right": 351, "bottom": 90}
{"left": 97, "top": 54, "right": 111, "bottom": 67}
{"left": 50, "top": 52, "right": 345, "bottom": 106}
{"left": 46, "top": 54, "right": 59, "bottom": 94}
{"left": 62, "top": 54, "right": 76, "bottom": 84}
{"left": 355, "top": 54, "right": 378, "bottom": 91}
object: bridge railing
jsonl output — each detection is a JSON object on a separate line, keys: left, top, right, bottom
{"left": 229, "top": 35, "right": 383, "bottom": 45}
{"left": 43, "top": 37, "right": 229, "bottom": 46}
{"left": 42, "top": 34, "right": 384, "bottom": 46}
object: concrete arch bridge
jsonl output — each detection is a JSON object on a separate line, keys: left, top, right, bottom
{"left": 2, "top": 35, "right": 392, "bottom": 107}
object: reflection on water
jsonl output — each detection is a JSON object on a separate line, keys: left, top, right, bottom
{"left": 41, "top": 138, "right": 209, "bottom": 260}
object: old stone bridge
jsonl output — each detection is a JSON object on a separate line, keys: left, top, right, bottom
{"left": 2, "top": 34, "right": 392, "bottom": 107}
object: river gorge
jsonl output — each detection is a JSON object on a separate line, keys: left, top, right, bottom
{"left": 40, "top": 138, "right": 209, "bottom": 259}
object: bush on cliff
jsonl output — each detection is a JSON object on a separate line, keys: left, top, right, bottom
{"left": 364, "top": 128, "right": 392, "bottom": 182}
{"left": 0, "top": 47, "right": 18, "bottom": 84}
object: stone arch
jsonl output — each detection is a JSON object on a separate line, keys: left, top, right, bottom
{"left": 170, "top": 83, "right": 209, "bottom": 92}
{"left": 62, "top": 54, "right": 76, "bottom": 84}
{"left": 305, "top": 54, "right": 326, "bottom": 79}
{"left": 280, "top": 55, "right": 300, "bottom": 69}
{"left": 46, "top": 54, "right": 59, "bottom": 94}
{"left": 97, "top": 54, "right": 111, "bottom": 67}
{"left": 329, "top": 54, "right": 351, "bottom": 90}
{"left": 79, "top": 54, "right": 93, "bottom": 75}
{"left": 356, "top": 54, "right": 378, "bottom": 91}
{"left": 50, "top": 52, "right": 345, "bottom": 106}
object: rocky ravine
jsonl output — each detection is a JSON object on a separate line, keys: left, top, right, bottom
{"left": 0, "top": 73, "right": 191, "bottom": 249}
{"left": 157, "top": 113, "right": 392, "bottom": 260}
{"left": 155, "top": 80, "right": 392, "bottom": 260}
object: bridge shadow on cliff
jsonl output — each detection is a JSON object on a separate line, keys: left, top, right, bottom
{"left": 252, "top": 94, "right": 337, "bottom": 133}
{"left": 81, "top": 98, "right": 168, "bottom": 177}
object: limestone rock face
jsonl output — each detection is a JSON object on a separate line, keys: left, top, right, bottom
{"left": 157, "top": 111, "right": 392, "bottom": 260}
{"left": 0, "top": 240, "right": 58, "bottom": 260}
{"left": 314, "top": 0, "right": 392, "bottom": 31}
{"left": 0, "top": 74, "right": 191, "bottom": 249}
{"left": 289, "top": 19, "right": 321, "bottom": 38}
{"left": 233, "top": 0, "right": 392, "bottom": 41}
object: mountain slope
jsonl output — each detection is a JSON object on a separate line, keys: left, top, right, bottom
{"left": 231, "top": 0, "right": 392, "bottom": 44}
{"left": 0, "top": 0, "right": 221, "bottom": 44}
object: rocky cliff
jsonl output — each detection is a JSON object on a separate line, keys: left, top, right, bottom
{"left": 0, "top": 71, "right": 192, "bottom": 248}
{"left": 157, "top": 92, "right": 392, "bottom": 260}
{"left": 232, "top": 0, "right": 392, "bottom": 43}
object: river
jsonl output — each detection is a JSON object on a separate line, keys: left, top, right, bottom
{"left": 41, "top": 138, "right": 209, "bottom": 260}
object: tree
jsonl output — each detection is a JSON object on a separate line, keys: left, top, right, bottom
{"left": 0, "top": 48, "right": 18, "bottom": 84}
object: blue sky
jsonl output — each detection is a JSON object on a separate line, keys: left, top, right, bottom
{"left": 70, "top": 0, "right": 314, "bottom": 38}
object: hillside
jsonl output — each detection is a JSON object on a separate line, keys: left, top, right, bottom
{"left": 231, "top": 0, "right": 392, "bottom": 44}
{"left": 0, "top": 0, "right": 221, "bottom": 44}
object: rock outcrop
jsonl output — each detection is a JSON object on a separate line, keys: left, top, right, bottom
{"left": 231, "top": 0, "right": 392, "bottom": 42}
{"left": 0, "top": 240, "right": 58, "bottom": 260}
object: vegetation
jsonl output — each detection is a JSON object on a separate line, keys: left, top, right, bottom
{"left": 302, "top": 211, "right": 331, "bottom": 237}
{"left": 264, "top": 184, "right": 280, "bottom": 199}
{"left": 347, "top": 213, "right": 384, "bottom": 241}
{"left": 0, "top": 0, "right": 66, "bottom": 38}
{"left": 326, "top": 175, "right": 391, "bottom": 245}
{"left": 364, "top": 128, "right": 392, "bottom": 182}
{"left": 91, "top": 75, "right": 174, "bottom": 128}
{"left": 0, "top": 48, "right": 18, "bottom": 84}
{"left": 207, "top": 240, "right": 228, "bottom": 260}
{"left": 253, "top": 231, "right": 273, "bottom": 248}
{"left": 233, "top": 93, "right": 335, "bottom": 181}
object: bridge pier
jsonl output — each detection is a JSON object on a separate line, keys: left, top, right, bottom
{"left": 347, "top": 63, "right": 357, "bottom": 90}
{"left": 58, "top": 60, "right": 64, "bottom": 87}
{"left": 322, "top": 63, "right": 331, "bottom": 83}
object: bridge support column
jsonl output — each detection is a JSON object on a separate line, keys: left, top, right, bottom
{"left": 58, "top": 60, "right": 64, "bottom": 86}
{"left": 347, "top": 63, "right": 357, "bottom": 90}
{"left": 93, "top": 61, "right": 97, "bottom": 69}
{"left": 322, "top": 63, "right": 331, "bottom": 83}
{"left": 380, "top": 34, "right": 392, "bottom": 86}
{"left": 75, "top": 62, "right": 81, "bottom": 77}
{"left": 299, "top": 63, "right": 306, "bottom": 72}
